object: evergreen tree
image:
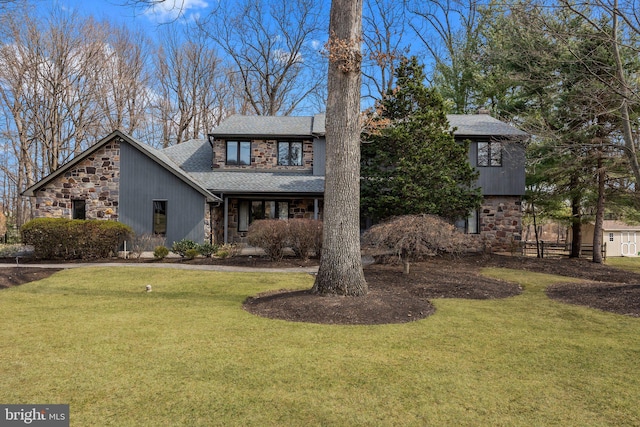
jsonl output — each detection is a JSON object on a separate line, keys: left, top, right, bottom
{"left": 361, "top": 57, "right": 481, "bottom": 223}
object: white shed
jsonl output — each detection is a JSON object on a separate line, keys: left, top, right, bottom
{"left": 582, "top": 220, "right": 640, "bottom": 257}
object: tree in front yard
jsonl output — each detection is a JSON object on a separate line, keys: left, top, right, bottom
{"left": 361, "top": 56, "right": 481, "bottom": 224}
{"left": 362, "top": 214, "right": 467, "bottom": 274}
{"left": 312, "top": 0, "right": 367, "bottom": 296}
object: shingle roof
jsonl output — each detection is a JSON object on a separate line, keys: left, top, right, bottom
{"left": 166, "top": 113, "right": 527, "bottom": 195}
{"left": 162, "top": 138, "right": 212, "bottom": 172}
{"left": 447, "top": 114, "right": 529, "bottom": 137}
{"left": 163, "top": 139, "right": 324, "bottom": 194}
{"left": 211, "top": 113, "right": 527, "bottom": 139}
{"left": 210, "top": 115, "right": 321, "bottom": 138}
{"left": 602, "top": 220, "right": 640, "bottom": 231}
{"left": 189, "top": 171, "right": 324, "bottom": 194}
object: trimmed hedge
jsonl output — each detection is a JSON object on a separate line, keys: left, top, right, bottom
{"left": 21, "top": 218, "right": 133, "bottom": 260}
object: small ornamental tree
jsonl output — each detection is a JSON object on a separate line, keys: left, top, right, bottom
{"left": 362, "top": 214, "right": 467, "bottom": 274}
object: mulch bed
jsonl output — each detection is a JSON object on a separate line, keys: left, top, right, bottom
{"left": 2, "top": 254, "right": 640, "bottom": 323}
{"left": 244, "top": 254, "right": 640, "bottom": 324}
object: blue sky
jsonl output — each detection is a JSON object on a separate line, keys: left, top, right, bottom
{"left": 59, "top": 0, "right": 213, "bottom": 36}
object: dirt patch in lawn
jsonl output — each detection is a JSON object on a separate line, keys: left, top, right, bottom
{"left": 0, "top": 267, "right": 62, "bottom": 289}
{"left": 3, "top": 254, "right": 640, "bottom": 323}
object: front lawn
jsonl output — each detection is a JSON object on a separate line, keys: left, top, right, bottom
{"left": 1, "top": 266, "right": 639, "bottom": 426}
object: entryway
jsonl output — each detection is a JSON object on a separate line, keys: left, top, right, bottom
{"left": 621, "top": 231, "right": 637, "bottom": 256}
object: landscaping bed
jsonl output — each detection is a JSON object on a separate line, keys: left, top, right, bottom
{"left": 2, "top": 253, "right": 640, "bottom": 322}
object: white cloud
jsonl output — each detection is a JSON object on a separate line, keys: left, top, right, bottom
{"left": 145, "top": 0, "right": 209, "bottom": 23}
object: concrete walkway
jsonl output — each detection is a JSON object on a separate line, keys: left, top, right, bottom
{"left": 0, "top": 246, "right": 320, "bottom": 274}
{"left": 0, "top": 261, "right": 319, "bottom": 274}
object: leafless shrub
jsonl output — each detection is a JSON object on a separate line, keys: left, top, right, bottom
{"left": 362, "top": 214, "right": 468, "bottom": 274}
{"left": 288, "top": 219, "right": 323, "bottom": 261}
{"left": 247, "top": 220, "right": 290, "bottom": 262}
{"left": 129, "top": 234, "right": 166, "bottom": 259}
{"left": 218, "top": 243, "right": 241, "bottom": 258}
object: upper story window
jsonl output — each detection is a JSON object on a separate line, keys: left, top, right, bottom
{"left": 477, "top": 141, "right": 502, "bottom": 167}
{"left": 226, "top": 141, "right": 251, "bottom": 165}
{"left": 278, "top": 141, "right": 303, "bottom": 166}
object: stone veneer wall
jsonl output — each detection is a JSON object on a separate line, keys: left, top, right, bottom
{"left": 33, "top": 139, "right": 121, "bottom": 220}
{"left": 224, "top": 198, "right": 322, "bottom": 243}
{"left": 467, "top": 195, "right": 523, "bottom": 252}
{"left": 212, "top": 139, "right": 314, "bottom": 171}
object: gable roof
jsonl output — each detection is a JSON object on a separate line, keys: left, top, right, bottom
{"left": 22, "top": 130, "right": 221, "bottom": 203}
{"left": 447, "top": 114, "right": 529, "bottom": 138}
{"left": 602, "top": 220, "right": 640, "bottom": 231}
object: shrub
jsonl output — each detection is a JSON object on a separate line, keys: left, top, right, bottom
{"left": 288, "top": 219, "right": 323, "bottom": 261}
{"left": 198, "top": 242, "right": 219, "bottom": 258}
{"left": 129, "top": 234, "right": 166, "bottom": 259}
{"left": 171, "top": 239, "right": 199, "bottom": 258}
{"left": 185, "top": 248, "right": 200, "bottom": 260}
{"left": 215, "top": 243, "right": 239, "bottom": 259}
{"left": 153, "top": 245, "right": 169, "bottom": 259}
{"left": 21, "top": 218, "right": 132, "bottom": 260}
{"left": 362, "top": 214, "right": 467, "bottom": 274}
{"left": 247, "top": 219, "right": 289, "bottom": 261}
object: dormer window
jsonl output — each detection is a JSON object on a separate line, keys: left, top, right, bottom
{"left": 226, "top": 141, "right": 251, "bottom": 165}
{"left": 278, "top": 141, "right": 303, "bottom": 166}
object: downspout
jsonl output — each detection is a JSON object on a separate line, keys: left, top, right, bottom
{"left": 314, "top": 198, "right": 319, "bottom": 220}
{"left": 223, "top": 195, "right": 228, "bottom": 244}
{"left": 209, "top": 203, "right": 214, "bottom": 245}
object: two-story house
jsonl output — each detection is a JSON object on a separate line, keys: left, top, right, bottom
{"left": 23, "top": 112, "right": 527, "bottom": 251}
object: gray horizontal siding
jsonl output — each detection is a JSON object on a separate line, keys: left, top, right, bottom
{"left": 119, "top": 142, "right": 207, "bottom": 245}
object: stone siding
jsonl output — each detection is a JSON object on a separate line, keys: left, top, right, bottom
{"left": 224, "top": 198, "right": 321, "bottom": 243}
{"left": 33, "top": 139, "right": 121, "bottom": 220}
{"left": 467, "top": 196, "right": 523, "bottom": 252}
{"left": 212, "top": 139, "right": 313, "bottom": 171}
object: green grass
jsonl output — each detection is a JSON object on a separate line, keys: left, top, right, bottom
{"left": 606, "top": 256, "right": 640, "bottom": 273}
{"left": 1, "top": 266, "right": 639, "bottom": 426}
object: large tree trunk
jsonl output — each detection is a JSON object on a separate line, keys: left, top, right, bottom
{"left": 593, "top": 156, "right": 605, "bottom": 264}
{"left": 611, "top": 0, "right": 640, "bottom": 190}
{"left": 312, "top": 0, "right": 367, "bottom": 296}
{"left": 570, "top": 194, "right": 582, "bottom": 258}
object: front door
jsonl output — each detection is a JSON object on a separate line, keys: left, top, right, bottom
{"left": 621, "top": 231, "right": 637, "bottom": 256}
